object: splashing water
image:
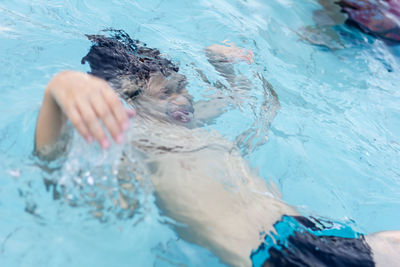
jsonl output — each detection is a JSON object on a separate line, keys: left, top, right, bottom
{"left": 50, "top": 124, "right": 151, "bottom": 222}
{"left": 0, "top": 0, "right": 400, "bottom": 266}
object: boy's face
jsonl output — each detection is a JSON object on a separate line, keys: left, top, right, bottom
{"left": 138, "top": 72, "right": 194, "bottom": 123}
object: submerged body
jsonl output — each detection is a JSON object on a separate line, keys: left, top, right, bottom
{"left": 129, "top": 116, "right": 296, "bottom": 266}
{"left": 35, "top": 31, "right": 400, "bottom": 266}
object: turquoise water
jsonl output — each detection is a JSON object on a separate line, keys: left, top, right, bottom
{"left": 0, "top": 0, "right": 399, "bottom": 266}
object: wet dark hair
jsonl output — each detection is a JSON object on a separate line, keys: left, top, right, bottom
{"left": 81, "top": 29, "right": 181, "bottom": 99}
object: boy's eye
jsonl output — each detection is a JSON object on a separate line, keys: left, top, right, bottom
{"left": 159, "top": 91, "right": 169, "bottom": 99}
{"left": 125, "top": 89, "right": 142, "bottom": 99}
{"left": 132, "top": 89, "right": 142, "bottom": 97}
{"left": 159, "top": 87, "right": 172, "bottom": 99}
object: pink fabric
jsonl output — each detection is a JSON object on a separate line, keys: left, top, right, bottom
{"left": 337, "top": 0, "right": 400, "bottom": 41}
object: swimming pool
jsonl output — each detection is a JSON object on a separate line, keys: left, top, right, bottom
{"left": 0, "top": 0, "right": 399, "bottom": 266}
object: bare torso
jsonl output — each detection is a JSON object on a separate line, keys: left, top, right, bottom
{"left": 128, "top": 116, "right": 297, "bottom": 266}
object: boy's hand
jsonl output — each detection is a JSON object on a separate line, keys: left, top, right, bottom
{"left": 44, "top": 71, "right": 135, "bottom": 149}
{"left": 206, "top": 42, "right": 254, "bottom": 64}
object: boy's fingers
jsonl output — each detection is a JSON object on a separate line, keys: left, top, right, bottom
{"left": 126, "top": 108, "right": 136, "bottom": 118}
{"left": 101, "top": 88, "right": 130, "bottom": 131}
{"left": 66, "top": 105, "right": 92, "bottom": 141}
{"left": 77, "top": 100, "right": 108, "bottom": 148}
{"left": 90, "top": 92, "right": 122, "bottom": 143}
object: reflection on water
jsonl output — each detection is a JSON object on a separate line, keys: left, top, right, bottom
{"left": 0, "top": 0, "right": 399, "bottom": 266}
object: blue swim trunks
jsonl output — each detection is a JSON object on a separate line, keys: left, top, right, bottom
{"left": 251, "top": 216, "right": 374, "bottom": 267}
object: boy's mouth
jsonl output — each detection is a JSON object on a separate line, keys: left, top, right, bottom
{"left": 166, "top": 103, "right": 194, "bottom": 123}
{"left": 169, "top": 109, "right": 193, "bottom": 123}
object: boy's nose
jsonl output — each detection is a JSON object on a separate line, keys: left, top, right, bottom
{"left": 171, "top": 95, "right": 190, "bottom": 106}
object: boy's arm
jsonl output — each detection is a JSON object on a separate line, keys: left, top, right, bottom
{"left": 194, "top": 43, "right": 255, "bottom": 125}
{"left": 35, "top": 70, "right": 134, "bottom": 157}
{"left": 203, "top": 43, "right": 280, "bottom": 154}
{"left": 205, "top": 42, "right": 254, "bottom": 87}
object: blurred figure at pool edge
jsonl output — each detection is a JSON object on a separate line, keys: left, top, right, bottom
{"left": 338, "top": 0, "right": 400, "bottom": 42}
{"left": 34, "top": 30, "right": 400, "bottom": 266}
{"left": 301, "top": 0, "right": 400, "bottom": 50}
